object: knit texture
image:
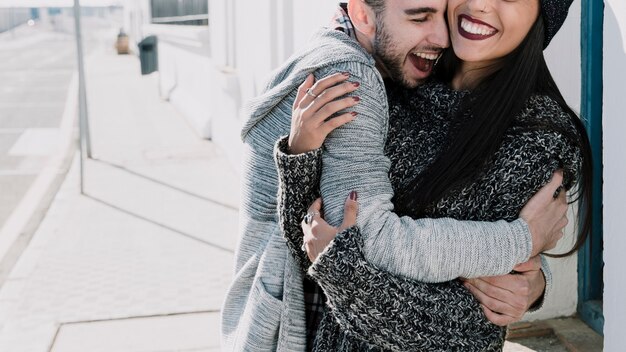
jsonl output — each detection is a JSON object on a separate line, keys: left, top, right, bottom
{"left": 275, "top": 139, "right": 323, "bottom": 274}
{"left": 541, "top": 0, "right": 574, "bottom": 48}
{"left": 275, "top": 80, "right": 582, "bottom": 351}
{"left": 222, "top": 28, "right": 378, "bottom": 351}
{"left": 312, "top": 228, "right": 506, "bottom": 352}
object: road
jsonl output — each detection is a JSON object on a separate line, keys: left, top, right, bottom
{"left": 0, "top": 16, "right": 118, "bottom": 268}
{"left": 0, "top": 26, "right": 75, "bottom": 228}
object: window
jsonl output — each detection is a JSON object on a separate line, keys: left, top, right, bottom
{"left": 150, "top": 0, "right": 209, "bottom": 26}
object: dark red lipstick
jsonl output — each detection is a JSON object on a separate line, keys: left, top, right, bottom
{"left": 458, "top": 14, "right": 498, "bottom": 40}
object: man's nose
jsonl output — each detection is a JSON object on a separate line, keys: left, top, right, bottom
{"left": 430, "top": 18, "right": 450, "bottom": 49}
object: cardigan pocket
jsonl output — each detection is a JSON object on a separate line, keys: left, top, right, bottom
{"left": 235, "top": 271, "right": 284, "bottom": 351}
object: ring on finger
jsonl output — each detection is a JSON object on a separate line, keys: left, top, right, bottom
{"left": 305, "top": 88, "right": 318, "bottom": 99}
{"left": 304, "top": 211, "right": 320, "bottom": 225}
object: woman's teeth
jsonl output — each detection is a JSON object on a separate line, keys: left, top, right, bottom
{"left": 460, "top": 17, "right": 496, "bottom": 36}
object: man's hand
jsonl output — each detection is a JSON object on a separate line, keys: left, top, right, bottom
{"left": 462, "top": 256, "right": 546, "bottom": 326}
{"left": 520, "top": 170, "right": 569, "bottom": 256}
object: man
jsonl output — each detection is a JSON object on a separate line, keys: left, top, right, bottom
{"left": 222, "top": 1, "right": 564, "bottom": 350}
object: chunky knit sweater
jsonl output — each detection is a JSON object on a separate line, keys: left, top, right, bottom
{"left": 274, "top": 81, "right": 582, "bottom": 351}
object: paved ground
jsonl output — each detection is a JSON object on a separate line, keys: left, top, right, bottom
{"left": 0, "top": 24, "right": 76, "bottom": 245}
{"left": 0, "top": 19, "right": 104, "bottom": 232}
{"left": 506, "top": 317, "right": 603, "bottom": 351}
{"left": 0, "top": 17, "right": 116, "bottom": 285}
{"left": 0, "top": 42, "right": 238, "bottom": 351}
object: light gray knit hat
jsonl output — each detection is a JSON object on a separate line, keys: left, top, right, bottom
{"left": 541, "top": 0, "right": 574, "bottom": 48}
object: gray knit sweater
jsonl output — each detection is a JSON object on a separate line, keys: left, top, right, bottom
{"left": 274, "top": 81, "right": 582, "bottom": 351}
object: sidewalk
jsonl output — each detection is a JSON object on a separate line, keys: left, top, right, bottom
{"left": 0, "top": 49, "right": 238, "bottom": 351}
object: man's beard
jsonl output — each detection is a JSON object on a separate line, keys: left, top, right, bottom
{"left": 372, "top": 20, "right": 419, "bottom": 88}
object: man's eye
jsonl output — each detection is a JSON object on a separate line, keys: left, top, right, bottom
{"left": 411, "top": 17, "right": 428, "bottom": 23}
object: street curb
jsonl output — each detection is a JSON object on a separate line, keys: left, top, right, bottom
{"left": 0, "top": 73, "right": 79, "bottom": 287}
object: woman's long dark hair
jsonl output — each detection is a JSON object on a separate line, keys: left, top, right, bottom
{"left": 394, "top": 17, "right": 592, "bottom": 258}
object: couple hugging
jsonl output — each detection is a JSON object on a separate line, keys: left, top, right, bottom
{"left": 223, "top": 0, "right": 592, "bottom": 351}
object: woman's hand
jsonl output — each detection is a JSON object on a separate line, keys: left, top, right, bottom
{"left": 302, "top": 192, "right": 359, "bottom": 262}
{"left": 288, "top": 72, "right": 361, "bottom": 154}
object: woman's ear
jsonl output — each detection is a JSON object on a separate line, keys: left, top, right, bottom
{"left": 347, "top": 0, "right": 377, "bottom": 38}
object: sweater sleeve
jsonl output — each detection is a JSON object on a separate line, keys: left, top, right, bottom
{"left": 274, "top": 136, "right": 322, "bottom": 274}
{"left": 307, "top": 228, "right": 504, "bottom": 351}
{"left": 315, "top": 64, "right": 531, "bottom": 282}
{"left": 527, "top": 255, "right": 553, "bottom": 313}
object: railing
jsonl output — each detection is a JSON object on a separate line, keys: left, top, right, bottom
{"left": 150, "top": 0, "right": 208, "bottom": 26}
{"left": 150, "top": 14, "right": 208, "bottom": 25}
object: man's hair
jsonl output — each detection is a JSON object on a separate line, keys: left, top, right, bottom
{"left": 363, "top": 0, "right": 386, "bottom": 15}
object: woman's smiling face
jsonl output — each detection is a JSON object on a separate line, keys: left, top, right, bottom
{"left": 448, "top": 0, "right": 540, "bottom": 65}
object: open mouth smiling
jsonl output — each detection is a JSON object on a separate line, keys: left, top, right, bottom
{"left": 409, "top": 51, "right": 443, "bottom": 73}
{"left": 458, "top": 14, "right": 498, "bottom": 40}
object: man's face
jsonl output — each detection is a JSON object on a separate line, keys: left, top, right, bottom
{"left": 372, "top": 0, "right": 449, "bottom": 88}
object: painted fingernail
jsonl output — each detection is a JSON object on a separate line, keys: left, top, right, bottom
{"left": 351, "top": 112, "right": 358, "bottom": 117}
{"left": 349, "top": 191, "right": 358, "bottom": 201}
{"left": 342, "top": 72, "right": 350, "bottom": 76}
{"left": 352, "top": 82, "right": 360, "bottom": 87}
{"left": 353, "top": 96, "right": 360, "bottom": 102}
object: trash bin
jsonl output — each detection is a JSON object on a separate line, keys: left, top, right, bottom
{"left": 138, "top": 36, "right": 158, "bottom": 75}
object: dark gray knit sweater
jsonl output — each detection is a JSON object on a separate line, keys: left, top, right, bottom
{"left": 274, "top": 81, "right": 582, "bottom": 351}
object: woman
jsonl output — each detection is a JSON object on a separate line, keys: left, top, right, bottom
{"left": 274, "top": 0, "right": 592, "bottom": 350}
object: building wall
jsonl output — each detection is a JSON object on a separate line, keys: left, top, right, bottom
{"left": 124, "top": 0, "right": 214, "bottom": 143}
{"left": 603, "top": 0, "right": 626, "bottom": 349}
{"left": 207, "top": 0, "right": 339, "bottom": 171}
{"left": 122, "top": 0, "right": 149, "bottom": 49}
{"left": 155, "top": 27, "right": 212, "bottom": 137}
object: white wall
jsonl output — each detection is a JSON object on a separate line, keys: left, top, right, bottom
{"left": 155, "top": 29, "right": 213, "bottom": 137}
{"left": 207, "top": 0, "right": 342, "bottom": 171}
{"left": 123, "top": 0, "right": 149, "bottom": 50}
{"left": 524, "top": 0, "right": 582, "bottom": 321}
{"left": 123, "top": 1, "right": 215, "bottom": 141}
{"left": 545, "top": 1, "right": 582, "bottom": 113}
{"left": 603, "top": 1, "right": 626, "bottom": 349}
